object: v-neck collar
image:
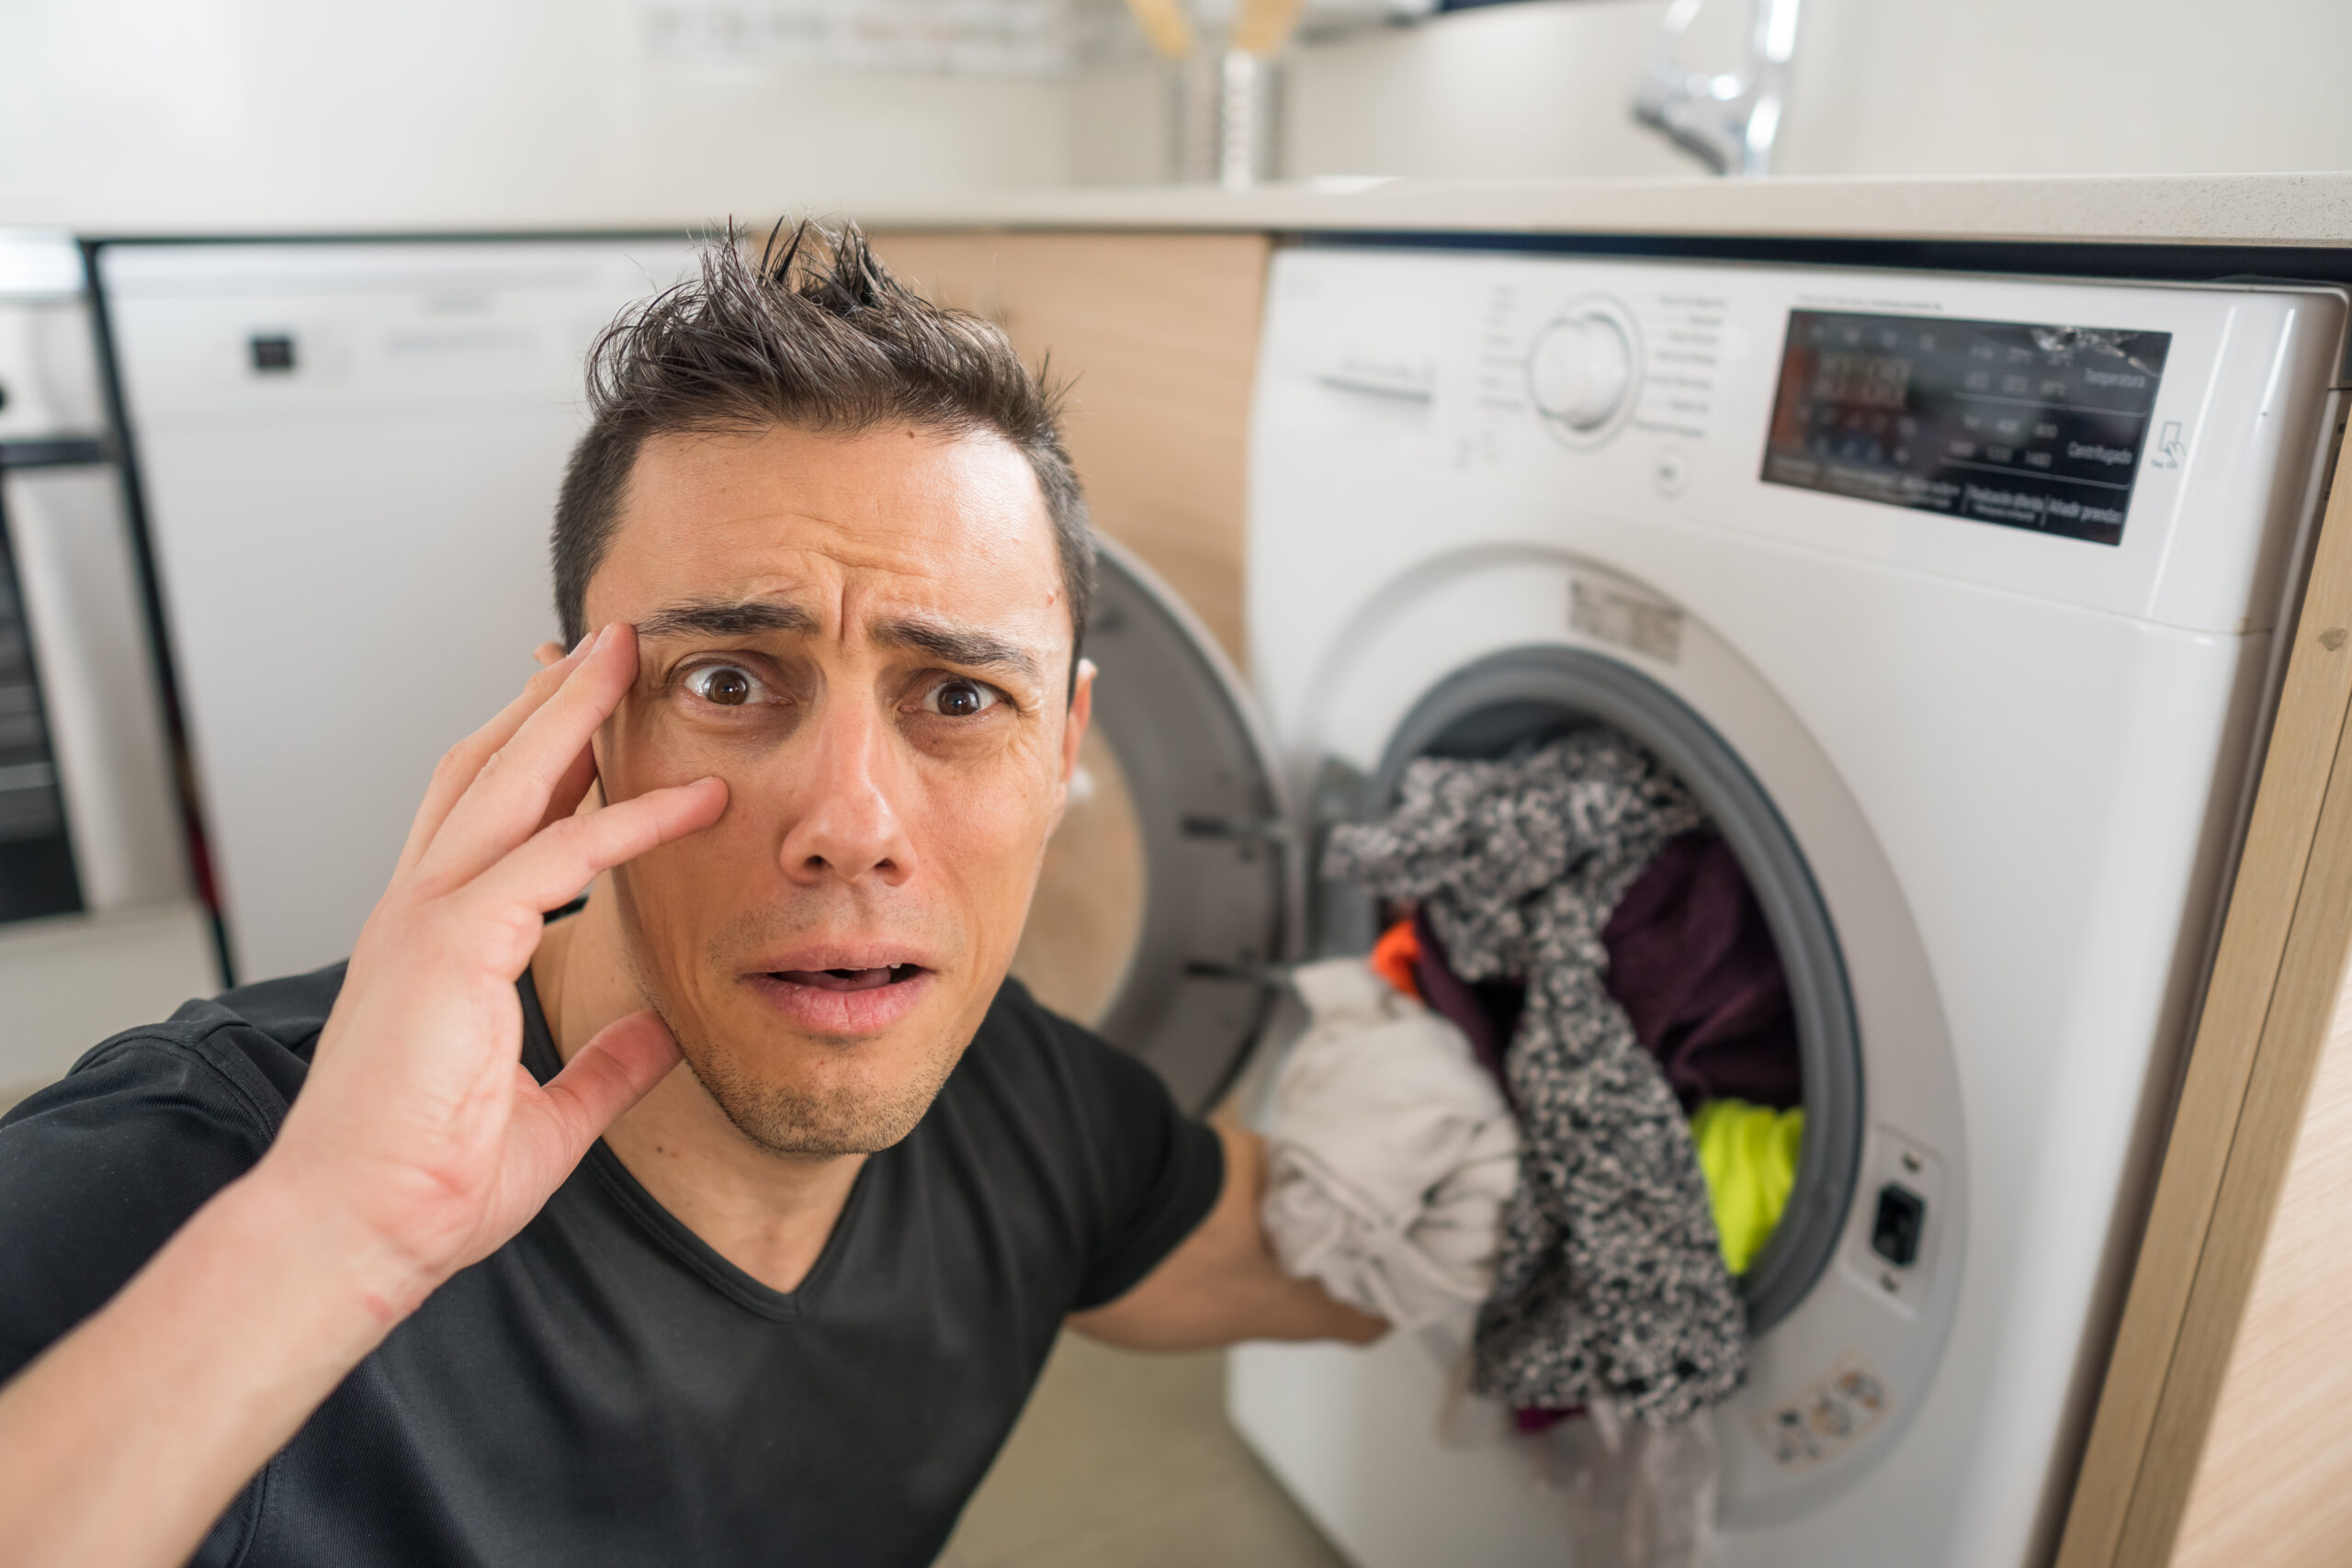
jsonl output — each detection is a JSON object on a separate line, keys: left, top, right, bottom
{"left": 515, "top": 966, "right": 877, "bottom": 1322}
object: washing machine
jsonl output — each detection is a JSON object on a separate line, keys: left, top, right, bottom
{"left": 1211, "top": 245, "right": 2350, "bottom": 1568}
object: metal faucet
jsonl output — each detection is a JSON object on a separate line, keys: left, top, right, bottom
{"left": 1632, "top": 0, "right": 1802, "bottom": 177}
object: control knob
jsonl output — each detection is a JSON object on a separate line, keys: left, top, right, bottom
{"left": 1527, "top": 311, "right": 1634, "bottom": 435}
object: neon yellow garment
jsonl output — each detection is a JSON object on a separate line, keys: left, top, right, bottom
{"left": 1690, "top": 1100, "right": 1804, "bottom": 1276}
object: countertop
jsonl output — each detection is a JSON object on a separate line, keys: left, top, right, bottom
{"left": 849, "top": 172, "right": 2352, "bottom": 249}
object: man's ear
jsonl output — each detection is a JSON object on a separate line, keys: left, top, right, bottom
{"left": 1061, "top": 658, "right": 1097, "bottom": 785}
{"left": 534, "top": 639, "right": 568, "bottom": 670}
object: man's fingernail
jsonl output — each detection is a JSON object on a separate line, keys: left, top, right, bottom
{"left": 570, "top": 633, "right": 593, "bottom": 657}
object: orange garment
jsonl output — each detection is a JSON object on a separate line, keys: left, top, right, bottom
{"left": 1370, "top": 917, "right": 1422, "bottom": 1000}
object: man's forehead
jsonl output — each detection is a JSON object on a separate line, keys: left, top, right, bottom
{"left": 620, "top": 424, "right": 1048, "bottom": 555}
{"left": 591, "top": 423, "right": 1067, "bottom": 638}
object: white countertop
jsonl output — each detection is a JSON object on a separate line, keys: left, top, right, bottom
{"left": 851, "top": 172, "right": 2352, "bottom": 248}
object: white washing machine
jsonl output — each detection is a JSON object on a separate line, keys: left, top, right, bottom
{"left": 1224, "top": 245, "right": 2349, "bottom": 1567}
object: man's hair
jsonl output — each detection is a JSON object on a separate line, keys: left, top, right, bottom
{"left": 552, "top": 221, "right": 1095, "bottom": 682}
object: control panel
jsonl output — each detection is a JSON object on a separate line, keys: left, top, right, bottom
{"left": 1258, "top": 246, "right": 2346, "bottom": 636}
{"left": 1761, "top": 309, "right": 2171, "bottom": 546}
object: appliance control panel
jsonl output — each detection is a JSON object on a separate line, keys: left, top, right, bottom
{"left": 1761, "top": 309, "right": 2169, "bottom": 547}
{"left": 1255, "top": 247, "right": 2348, "bottom": 636}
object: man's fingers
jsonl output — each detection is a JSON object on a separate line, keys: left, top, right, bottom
{"left": 413, "top": 626, "right": 642, "bottom": 891}
{"left": 392, "top": 634, "right": 594, "bottom": 883}
{"left": 470, "top": 1013, "right": 681, "bottom": 1269}
{"left": 519, "top": 1011, "right": 683, "bottom": 1172}
{"left": 458, "top": 775, "right": 728, "bottom": 923}
{"left": 537, "top": 738, "right": 601, "bottom": 837}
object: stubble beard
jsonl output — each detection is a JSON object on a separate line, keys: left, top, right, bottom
{"left": 682, "top": 1023, "right": 956, "bottom": 1159}
{"left": 610, "top": 871, "right": 965, "bottom": 1159}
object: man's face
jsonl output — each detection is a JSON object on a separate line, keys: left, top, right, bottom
{"left": 581, "top": 422, "right": 1091, "bottom": 1156}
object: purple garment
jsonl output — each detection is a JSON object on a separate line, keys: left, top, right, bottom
{"left": 1600, "top": 831, "right": 1802, "bottom": 1111}
{"left": 1408, "top": 906, "right": 1523, "bottom": 1096}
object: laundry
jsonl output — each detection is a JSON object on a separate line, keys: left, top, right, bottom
{"left": 1690, "top": 1100, "right": 1805, "bottom": 1277}
{"left": 1325, "top": 728, "right": 1748, "bottom": 1426}
{"left": 1368, "top": 916, "right": 1423, "bottom": 1001}
{"left": 1409, "top": 907, "right": 1525, "bottom": 1092}
{"left": 1538, "top": 1401, "right": 1722, "bottom": 1568}
{"left": 1259, "top": 957, "right": 1522, "bottom": 1332}
{"left": 1379, "top": 930, "right": 1804, "bottom": 1274}
{"left": 1601, "top": 830, "right": 1803, "bottom": 1111}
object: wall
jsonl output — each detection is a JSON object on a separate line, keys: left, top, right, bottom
{"left": 16, "top": 0, "right": 2348, "bottom": 235}
{"left": 0, "top": 0, "right": 1076, "bottom": 232}
{"left": 1070, "top": 0, "right": 2352, "bottom": 186}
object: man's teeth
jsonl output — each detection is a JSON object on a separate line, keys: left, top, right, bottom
{"left": 775, "top": 965, "right": 915, "bottom": 991}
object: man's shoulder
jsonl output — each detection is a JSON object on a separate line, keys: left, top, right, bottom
{"left": 948, "top": 974, "right": 1191, "bottom": 1147}
{"left": 4, "top": 963, "right": 349, "bottom": 1140}
{"left": 0, "top": 964, "right": 352, "bottom": 1381}
{"left": 971, "top": 974, "right": 1090, "bottom": 1052}
{"left": 961, "top": 975, "right": 1136, "bottom": 1093}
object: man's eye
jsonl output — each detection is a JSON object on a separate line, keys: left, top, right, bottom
{"left": 923, "top": 679, "right": 1001, "bottom": 718}
{"left": 684, "top": 665, "right": 763, "bottom": 707}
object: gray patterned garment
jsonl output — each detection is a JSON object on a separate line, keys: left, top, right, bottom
{"left": 1325, "top": 728, "right": 1747, "bottom": 1424}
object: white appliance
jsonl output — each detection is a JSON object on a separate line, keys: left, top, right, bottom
{"left": 1227, "top": 246, "right": 2348, "bottom": 1567}
{"left": 99, "top": 239, "right": 704, "bottom": 983}
{"left": 0, "top": 230, "right": 217, "bottom": 1098}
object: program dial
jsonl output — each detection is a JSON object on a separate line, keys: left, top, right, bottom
{"left": 1528, "top": 313, "right": 1634, "bottom": 432}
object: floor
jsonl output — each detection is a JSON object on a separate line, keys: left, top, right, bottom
{"left": 937, "top": 1334, "right": 1351, "bottom": 1568}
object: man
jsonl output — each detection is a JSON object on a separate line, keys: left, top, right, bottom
{"left": 0, "top": 224, "right": 1379, "bottom": 1567}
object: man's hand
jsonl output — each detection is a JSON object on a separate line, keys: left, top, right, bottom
{"left": 268, "top": 622, "right": 724, "bottom": 1310}
{"left": 0, "top": 624, "right": 726, "bottom": 1568}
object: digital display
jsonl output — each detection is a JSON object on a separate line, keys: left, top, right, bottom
{"left": 1761, "top": 310, "right": 2172, "bottom": 546}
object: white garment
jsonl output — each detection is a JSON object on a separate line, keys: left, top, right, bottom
{"left": 1260, "top": 957, "right": 1521, "bottom": 1331}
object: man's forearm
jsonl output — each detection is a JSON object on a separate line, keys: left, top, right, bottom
{"left": 0, "top": 1161, "right": 426, "bottom": 1568}
{"left": 1069, "top": 1124, "right": 1386, "bottom": 1352}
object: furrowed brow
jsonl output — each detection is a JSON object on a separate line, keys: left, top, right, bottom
{"left": 875, "top": 615, "right": 1045, "bottom": 685}
{"left": 633, "top": 599, "right": 819, "bottom": 640}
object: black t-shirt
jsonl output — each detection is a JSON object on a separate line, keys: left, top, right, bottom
{"left": 0, "top": 964, "right": 1223, "bottom": 1567}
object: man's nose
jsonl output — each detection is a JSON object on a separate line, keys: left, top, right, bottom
{"left": 775, "top": 693, "right": 915, "bottom": 887}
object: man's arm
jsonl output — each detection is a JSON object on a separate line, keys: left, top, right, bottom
{"left": 1068, "top": 1122, "right": 1386, "bottom": 1352}
{"left": 0, "top": 626, "right": 725, "bottom": 1568}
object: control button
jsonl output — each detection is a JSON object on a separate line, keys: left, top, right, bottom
{"left": 1654, "top": 447, "right": 1687, "bottom": 496}
{"left": 249, "top": 333, "right": 297, "bottom": 373}
{"left": 1529, "top": 314, "right": 1632, "bottom": 432}
{"left": 1871, "top": 1184, "right": 1926, "bottom": 1268}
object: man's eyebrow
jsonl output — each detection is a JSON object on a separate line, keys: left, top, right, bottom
{"left": 633, "top": 599, "right": 819, "bottom": 640}
{"left": 874, "top": 615, "right": 1044, "bottom": 685}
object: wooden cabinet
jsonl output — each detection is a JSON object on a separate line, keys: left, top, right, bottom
{"left": 2061, "top": 414, "right": 2352, "bottom": 1568}
{"left": 867, "top": 231, "right": 1272, "bottom": 671}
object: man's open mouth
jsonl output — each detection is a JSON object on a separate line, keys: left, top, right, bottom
{"left": 771, "top": 964, "right": 925, "bottom": 992}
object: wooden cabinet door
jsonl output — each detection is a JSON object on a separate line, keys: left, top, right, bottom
{"left": 868, "top": 231, "right": 1271, "bottom": 670}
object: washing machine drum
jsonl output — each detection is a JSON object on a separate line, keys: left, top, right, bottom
{"left": 1007, "top": 538, "right": 1296, "bottom": 1113}
{"left": 1013, "top": 559, "right": 1860, "bottom": 1330}
{"left": 1340, "top": 646, "right": 1865, "bottom": 1334}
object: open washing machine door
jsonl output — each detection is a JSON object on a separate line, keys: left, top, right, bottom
{"left": 1337, "top": 643, "right": 1864, "bottom": 1338}
{"left": 1007, "top": 536, "right": 1298, "bottom": 1112}
{"left": 1234, "top": 546, "right": 1965, "bottom": 1563}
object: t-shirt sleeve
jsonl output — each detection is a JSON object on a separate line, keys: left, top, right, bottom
{"left": 1038, "top": 1019, "right": 1227, "bottom": 1314}
{"left": 0, "top": 1032, "right": 278, "bottom": 1382}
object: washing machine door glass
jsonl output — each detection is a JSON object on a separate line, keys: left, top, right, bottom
{"left": 1346, "top": 645, "right": 1863, "bottom": 1335}
{"left": 1006, "top": 538, "right": 1295, "bottom": 1113}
